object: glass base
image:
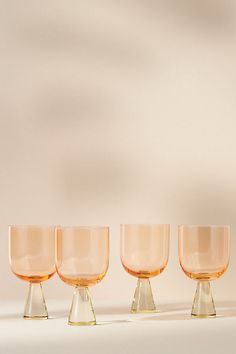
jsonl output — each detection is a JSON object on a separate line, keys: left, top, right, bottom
{"left": 24, "top": 282, "right": 48, "bottom": 319}
{"left": 131, "top": 278, "right": 156, "bottom": 313}
{"left": 68, "top": 286, "right": 96, "bottom": 326}
{"left": 191, "top": 281, "right": 216, "bottom": 318}
{"left": 23, "top": 315, "right": 48, "bottom": 320}
{"left": 68, "top": 321, "right": 96, "bottom": 326}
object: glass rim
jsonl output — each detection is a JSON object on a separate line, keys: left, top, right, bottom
{"left": 120, "top": 223, "right": 170, "bottom": 227}
{"left": 9, "top": 225, "right": 58, "bottom": 229}
{"left": 178, "top": 224, "right": 230, "bottom": 229}
{"left": 57, "top": 225, "right": 109, "bottom": 231}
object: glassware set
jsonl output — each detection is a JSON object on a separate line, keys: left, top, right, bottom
{"left": 9, "top": 224, "right": 230, "bottom": 326}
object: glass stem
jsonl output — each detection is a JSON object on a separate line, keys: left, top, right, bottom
{"left": 68, "top": 286, "right": 96, "bottom": 326}
{"left": 24, "top": 282, "right": 48, "bottom": 319}
{"left": 131, "top": 277, "right": 156, "bottom": 313}
{"left": 191, "top": 281, "right": 216, "bottom": 318}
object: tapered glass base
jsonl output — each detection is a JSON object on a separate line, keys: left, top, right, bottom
{"left": 24, "top": 282, "right": 48, "bottom": 319}
{"left": 68, "top": 286, "right": 96, "bottom": 326}
{"left": 131, "top": 278, "right": 156, "bottom": 313}
{"left": 191, "top": 281, "right": 216, "bottom": 318}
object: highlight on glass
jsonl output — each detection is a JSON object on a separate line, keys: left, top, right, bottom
{"left": 56, "top": 226, "right": 109, "bottom": 326}
{"left": 9, "top": 225, "right": 56, "bottom": 319}
{"left": 120, "top": 224, "right": 170, "bottom": 313}
{"left": 178, "top": 225, "right": 230, "bottom": 318}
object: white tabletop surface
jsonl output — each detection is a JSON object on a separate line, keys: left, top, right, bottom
{"left": 0, "top": 300, "right": 235, "bottom": 354}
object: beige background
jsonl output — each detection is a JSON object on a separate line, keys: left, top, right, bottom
{"left": 1, "top": 0, "right": 236, "bottom": 306}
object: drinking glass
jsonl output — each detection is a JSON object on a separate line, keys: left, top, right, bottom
{"left": 56, "top": 226, "right": 109, "bottom": 326}
{"left": 120, "top": 224, "right": 170, "bottom": 313}
{"left": 178, "top": 225, "right": 230, "bottom": 317}
{"left": 9, "top": 225, "right": 56, "bottom": 319}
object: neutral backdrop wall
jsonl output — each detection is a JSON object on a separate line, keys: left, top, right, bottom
{"left": 1, "top": 0, "right": 236, "bottom": 306}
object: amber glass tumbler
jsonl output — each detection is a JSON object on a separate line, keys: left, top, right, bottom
{"left": 9, "top": 225, "right": 56, "bottom": 319}
{"left": 121, "top": 224, "right": 170, "bottom": 313}
{"left": 179, "top": 225, "right": 230, "bottom": 317}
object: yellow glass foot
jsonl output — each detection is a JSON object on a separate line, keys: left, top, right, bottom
{"left": 131, "top": 278, "right": 156, "bottom": 313}
{"left": 191, "top": 281, "right": 216, "bottom": 318}
{"left": 68, "top": 286, "right": 96, "bottom": 326}
{"left": 24, "top": 282, "right": 48, "bottom": 319}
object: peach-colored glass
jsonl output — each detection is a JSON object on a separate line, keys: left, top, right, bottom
{"left": 56, "top": 226, "right": 109, "bottom": 326}
{"left": 9, "top": 225, "right": 56, "bottom": 319}
{"left": 178, "top": 225, "right": 230, "bottom": 317}
{"left": 121, "top": 224, "right": 170, "bottom": 313}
